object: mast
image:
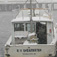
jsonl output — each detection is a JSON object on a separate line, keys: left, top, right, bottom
{"left": 30, "top": 0, "right": 33, "bottom": 33}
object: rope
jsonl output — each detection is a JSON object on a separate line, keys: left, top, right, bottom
{"left": 15, "top": 0, "right": 28, "bottom": 18}
{"left": 35, "top": 0, "right": 52, "bottom": 19}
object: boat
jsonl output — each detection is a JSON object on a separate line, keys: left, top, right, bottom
{"left": 4, "top": 0, "right": 57, "bottom": 57}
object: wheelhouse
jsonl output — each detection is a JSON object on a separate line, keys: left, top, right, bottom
{"left": 12, "top": 17, "right": 53, "bottom": 44}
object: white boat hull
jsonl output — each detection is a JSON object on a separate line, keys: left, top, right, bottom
{"left": 5, "top": 43, "right": 56, "bottom": 57}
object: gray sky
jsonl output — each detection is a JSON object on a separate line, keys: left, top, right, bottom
{"left": 0, "top": 0, "right": 57, "bottom": 3}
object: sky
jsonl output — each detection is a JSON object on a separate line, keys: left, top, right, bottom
{"left": 0, "top": 0, "right": 57, "bottom": 3}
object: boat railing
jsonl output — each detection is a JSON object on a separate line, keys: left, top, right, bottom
{"left": 5, "top": 36, "right": 12, "bottom": 46}
{"left": 51, "top": 27, "right": 57, "bottom": 44}
{"left": 16, "top": 8, "right": 52, "bottom": 19}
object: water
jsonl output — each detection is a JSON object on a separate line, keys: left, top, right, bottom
{"left": 0, "top": 11, "right": 18, "bottom": 57}
{"left": 0, "top": 10, "right": 57, "bottom": 57}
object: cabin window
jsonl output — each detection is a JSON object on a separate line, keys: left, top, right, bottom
{"left": 26, "top": 23, "right": 35, "bottom": 32}
{"left": 17, "top": 49, "right": 19, "bottom": 52}
{"left": 14, "top": 23, "right": 24, "bottom": 31}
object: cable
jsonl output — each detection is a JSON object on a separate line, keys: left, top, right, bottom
{"left": 35, "top": 0, "right": 52, "bottom": 18}
{"left": 51, "top": 0, "right": 53, "bottom": 19}
{"left": 35, "top": 0, "right": 39, "bottom": 6}
{"left": 15, "top": 0, "right": 28, "bottom": 18}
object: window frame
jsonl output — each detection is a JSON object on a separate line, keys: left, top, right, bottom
{"left": 14, "top": 23, "right": 24, "bottom": 31}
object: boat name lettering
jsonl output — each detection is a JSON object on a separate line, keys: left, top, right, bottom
{"left": 17, "top": 49, "right": 41, "bottom": 52}
{"left": 23, "top": 49, "right": 41, "bottom": 52}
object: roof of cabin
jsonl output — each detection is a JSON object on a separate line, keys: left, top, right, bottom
{"left": 12, "top": 17, "right": 53, "bottom": 23}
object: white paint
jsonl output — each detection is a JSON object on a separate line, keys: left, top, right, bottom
{"left": 47, "top": 22, "right": 53, "bottom": 44}
{"left": 14, "top": 31, "right": 28, "bottom": 38}
{"left": 23, "top": 40, "right": 37, "bottom": 45}
{"left": 12, "top": 17, "right": 53, "bottom": 23}
{"left": 5, "top": 36, "right": 12, "bottom": 46}
{"left": 28, "top": 32, "right": 36, "bottom": 37}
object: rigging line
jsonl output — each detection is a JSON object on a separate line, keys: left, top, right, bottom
{"left": 51, "top": 0, "right": 54, "bottom": 37}
{"left": 35, "top": 0, "right": 39, "bottom": 6}
{"left": 51, "top": 0, "right": 53, "bottom": 19}
{"left": 35, "top": 0, "right": 47, "bottom": 9}
{"left": 35, "top": 0, "right": 51, "bottom": 18}
{"left": 35, "top": 0, "right": 40, "bottom": 19}
{"left": 15, "top": 0, "right": 28, "bottom": 18}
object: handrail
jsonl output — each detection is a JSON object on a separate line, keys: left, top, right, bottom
{"left": 5, "top": 36, "right": 12, "bottom": 46}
